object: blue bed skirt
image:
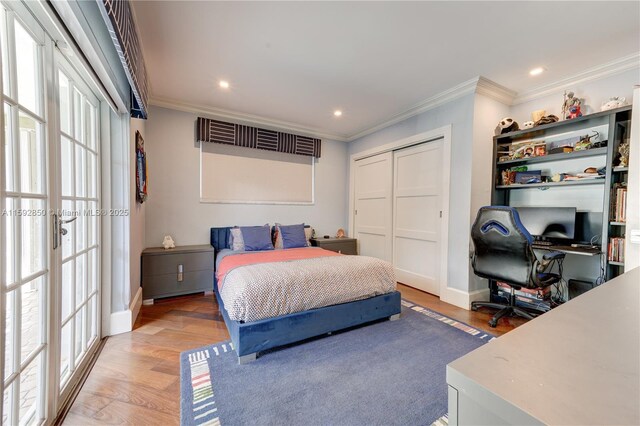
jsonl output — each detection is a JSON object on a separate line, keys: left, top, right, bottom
{"left": 214, "top": 284, "right": 401, "bottom": 362}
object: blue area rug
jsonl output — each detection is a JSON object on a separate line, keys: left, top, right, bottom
{"left": 180, "top": 300, "right": 494, "bottom": 425}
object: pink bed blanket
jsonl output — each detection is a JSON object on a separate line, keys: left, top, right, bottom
{"left": 217, "top": 247, "right": 340, "bottom": 291}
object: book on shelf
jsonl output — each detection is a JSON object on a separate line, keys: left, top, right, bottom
{"left": 608, "top": 237, "right": 625, "bottom": 263}
{"left": 496, "top": 282, "right": 551, "bottom": 300}
{"left": 610, "top": 183, "right": 627, "bottom": 222}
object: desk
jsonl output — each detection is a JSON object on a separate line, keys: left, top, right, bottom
{"left": 532, "top": 243, "right": 601, "bottom": 257}
{"left": 447, "top": 267, "right": 640, "bottom": 425}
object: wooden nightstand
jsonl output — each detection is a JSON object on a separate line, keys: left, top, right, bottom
{"left": 310, "top": 237, "right": 357, "bottom": 255}
{"left": 142, "top": 244, "right": 214, "bottom": 301}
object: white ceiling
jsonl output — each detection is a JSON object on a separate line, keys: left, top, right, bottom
{"left": 132, "top": 1, "right": 640, "bottom": 140}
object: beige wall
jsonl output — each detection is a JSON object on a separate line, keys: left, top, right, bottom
{"left": 143, "top": 105, "right": 349, "bottom": 247}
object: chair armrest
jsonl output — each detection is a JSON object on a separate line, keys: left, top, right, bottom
{"left": 542, "top": 251, "right": 566, "bottom": 261}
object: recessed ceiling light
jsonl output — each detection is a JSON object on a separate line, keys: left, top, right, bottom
{"left": 219, "top": 80, "right": 230, "bottom": 89}
{"left": 334, "top": 110, "right": 343, "bottom": 117}
{"left": 529, "top": 67, "right": 545, "bottom": 76}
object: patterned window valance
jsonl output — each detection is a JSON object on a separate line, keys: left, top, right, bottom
{"left": 98, "top": 0, "right": 149, "bottom": 119}
{"left": 197, "top": 117, "right": 321, "bottom": 158}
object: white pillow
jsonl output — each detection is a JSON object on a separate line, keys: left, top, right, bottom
{"left": 230, "top": 227, "right": 244, "bottom": 251}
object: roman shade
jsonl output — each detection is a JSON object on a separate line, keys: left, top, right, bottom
{"left": 98, "top": 0, "right": 149, "bottom": 119}
{"left": 197, "top": 117, "right": 321, "bottom": 158}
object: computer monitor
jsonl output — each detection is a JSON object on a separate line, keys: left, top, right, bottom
{"left": 515, "top": 207, "right": 577, "bottom": 240}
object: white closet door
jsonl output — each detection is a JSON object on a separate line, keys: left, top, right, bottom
{"left": 393, "top": 141, "right": 443, "bottom": 295}
{"left": 354, "top": 152, "right": 393, "bottom": 261}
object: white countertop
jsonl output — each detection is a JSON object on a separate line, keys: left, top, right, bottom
{"left": 447, "top": 267, "right": 640, "bottom": 425}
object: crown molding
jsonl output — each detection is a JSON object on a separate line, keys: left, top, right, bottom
{"left": 149, "top": 53, "right": 638, "bottom": 144}
{"left": 513, "top": 52, "right": 640, "bottom": 105}
{"left": 148, "top": 96, "right": 350, "bottom": 142}
{"left": 346, "top": 76, "right": 515, "bottom": 142}
{"left": 475, "top": 76, "right": 517, "bottom": 105}
{"left": 346, "top": 77, "right": 480, "bottom": 142}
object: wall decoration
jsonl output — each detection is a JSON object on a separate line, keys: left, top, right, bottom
{"left": 197, "top": 117, "right": 321, "bottom": 157}
{"left": 136, "top": 130, "right": 148, "bottom": 203}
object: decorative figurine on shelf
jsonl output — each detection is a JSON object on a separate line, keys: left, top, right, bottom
{"left": 601, "top": 96, "right": 627, "bottom": 111}
{"left": 336, "top": 228, "right": 345, "bottom": 238}
{"left": 618, "top": 141, "right": 630, "bottom": 167}
{"left": 531, "top": 110, "right": 546, "bottom": 123}
{"left": 575, "top": 131, "right": 599, "bottom": 151}
{"left": 534, "top": 114, "right": 559, "bottom": 126}
{"left": 162, "top": 235, "right": 176, "bottom": 250}
{"left": 562, "top": 91, "right": 583, "bottom": 120}
{"left": 568, "top": 104, "right": 583, "bottom": 119}
{"left": 522, "top": 121, "right": 534, "bottom": 129}
{"left": 495, "top": 117, "right": 519, "bottom": 135}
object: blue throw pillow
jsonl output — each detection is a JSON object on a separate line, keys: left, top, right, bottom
{"left": 280, "top": 223, "right": 308, "bottom": 249}
{"left": 240, "top": 225, "right": 274, "bottom": 251}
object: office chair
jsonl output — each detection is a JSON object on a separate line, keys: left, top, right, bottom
{"left": 470, "top": 206, "right": 565, "bottom": 327}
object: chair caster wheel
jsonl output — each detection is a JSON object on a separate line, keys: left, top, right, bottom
{"left": 471, "top": 305, "right": 478, "bottom": 311}
{"left": 488, "top": 320, "right": 497, "bottom": 328}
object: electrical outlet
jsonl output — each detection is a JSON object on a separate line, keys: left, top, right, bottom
{"left": 631, "top": 230, "right": 640, "bottom": 244}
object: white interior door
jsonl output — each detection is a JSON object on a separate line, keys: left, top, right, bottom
{"left": 353, "top": 152, "right": 393, "bottom": 261}
{"left": 393, "top": 141, "right": 443, "bottom": 295}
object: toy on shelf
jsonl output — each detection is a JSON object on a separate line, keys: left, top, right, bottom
{"left": 562, "top": 91, "right": 583, "bottom": 120}
{"left": 601, "top": 96, "right": 627, "bottom": 111}
{"left": 495, "top": 117, "right": 519, "bottom": 135}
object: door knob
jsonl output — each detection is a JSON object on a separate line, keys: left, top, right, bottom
{"left": 53, "top": 214, "right": 77, "bottom": 249}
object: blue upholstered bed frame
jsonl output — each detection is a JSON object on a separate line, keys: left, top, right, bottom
{"left": 210, "top": 227, "right": 402, "bottom": 364}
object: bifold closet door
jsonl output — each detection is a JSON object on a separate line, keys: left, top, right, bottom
{"left": 353, "top": 152, "right": 393, "bottom": 261}
{"left": 393, "top": 141, "right": 443, "bottom": 295}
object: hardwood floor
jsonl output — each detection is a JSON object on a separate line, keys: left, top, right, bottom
{"left": 63, "top": 285, "right": 525, "bottom": 425}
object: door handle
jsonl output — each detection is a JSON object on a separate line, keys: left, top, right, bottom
{"left": 60, "top": 216, "right": 76, "bottom": 236}
{"left": 53, "top": 215, "right": 77, "bottom": 248}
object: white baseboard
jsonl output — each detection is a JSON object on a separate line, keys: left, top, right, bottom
{"left": 109, "top": 309, "right": 132, "bottom": 336}
{"left": 441, "top": 287, "right": 490, "bottom": 310}
{"left": 130, "top": 286, "right": 143, "bottom": 325}
{"left": 109, "top": 286, "right": 143, "bottom": 336}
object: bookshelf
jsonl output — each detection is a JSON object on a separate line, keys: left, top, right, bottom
{"left": 606, "top": 115, "right": 630, "bottom": 278}
{"left": 491, "top": 105, "right": 632, "bottom": 284}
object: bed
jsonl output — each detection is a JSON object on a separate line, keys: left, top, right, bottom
{"left": 210, "top": 227, "right": 401, "bottom": 364}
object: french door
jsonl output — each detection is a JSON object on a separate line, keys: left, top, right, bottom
{"left": 1, "top": 2, "right": 102, "bottom": 424}
{"left": 54, "top": 51, "right": 101, "bottom": 408}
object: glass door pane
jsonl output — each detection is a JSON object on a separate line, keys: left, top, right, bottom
{"left": 55, "top": 62, "right": 100, "bottom": 399}
{"left": 1, "top": 7, "right": 48, "bottom": 426}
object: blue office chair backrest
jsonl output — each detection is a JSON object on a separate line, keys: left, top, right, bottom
{"left": 471, "top": 206, "right": 536, "bottom": 288}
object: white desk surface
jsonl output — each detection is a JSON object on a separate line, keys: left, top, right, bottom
{"left": 447, "top": 267, "right": 640, "bottom": 425}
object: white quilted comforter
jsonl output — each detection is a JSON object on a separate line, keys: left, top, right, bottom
{"left": 219, "top": 254, "right": 396, "bottom": 322}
